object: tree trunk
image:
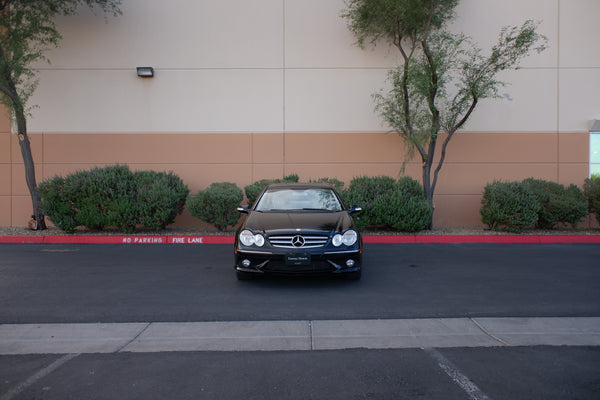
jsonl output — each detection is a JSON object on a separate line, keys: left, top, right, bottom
{"left": 0, "top": 47, "right": 47, "bottom": 230}
{"left": 422, "top": 159, "right": 434, "bottom": 230}
{"left": 15, "top": 108, "right": 47, "bottom": 230}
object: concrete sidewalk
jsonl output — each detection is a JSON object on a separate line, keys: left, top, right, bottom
{"left": 1, "top": 317, "right": 599, "bottom": 354}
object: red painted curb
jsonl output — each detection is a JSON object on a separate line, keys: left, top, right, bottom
{"left": 416, "top": 235, "right": 541, "bottom": 244}
{"left": 0, "top": 236, "right": 45, "bottom": 244}
{"left": 367, "top": 235, "right": 600, "bottom": 244}
{"left": 168, "top": 236, "right": 234, "bottom": 245}
{"left": 362, "top": 236, "right": 415, "bottom": 244}
{"left": 537, "top": 235, "right": 600, "bottom": 244}
{"left": 0, "top": 235, "right": 235, "bottom": 245}
{"left": 1, "top": 235, "right": 599, "bottom": 244}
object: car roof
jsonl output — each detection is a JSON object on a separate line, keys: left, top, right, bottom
{"left": 265, "top": 183, "right": 335, "bottom": 190}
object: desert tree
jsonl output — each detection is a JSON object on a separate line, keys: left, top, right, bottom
{"left": 0, "top": 0, "right": 121, "bottom": 229}
{"left": 342, "top": 0, "right": 546, "bottom": 228}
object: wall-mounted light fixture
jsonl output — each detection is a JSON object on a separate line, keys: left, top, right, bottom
{"left": 136, "top": 67, "right": 154, "bottom": 78}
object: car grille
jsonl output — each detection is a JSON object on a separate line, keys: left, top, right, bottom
{"left": 269, "top": 234, "right": 329, "bottom": 248}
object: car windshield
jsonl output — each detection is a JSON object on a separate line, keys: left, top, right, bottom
{"left": 255, "top": 188, "right": 343, "bottom": 212}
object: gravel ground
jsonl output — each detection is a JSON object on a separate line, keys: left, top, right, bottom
{"left": 0, "top": 225, "right": 234, "bottom": 237}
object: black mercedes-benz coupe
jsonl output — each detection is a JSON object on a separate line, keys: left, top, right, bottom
{"left": 234, "top": 183, "right": 362, "bottom": 280}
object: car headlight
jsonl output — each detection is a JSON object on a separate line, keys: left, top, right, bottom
{"left": 239, "top": 230, "right": 265, "bottom": 247}
{"left": 239, "top": 230, "right": 255, "bottom": 246}
{"left": 342, "top": 230, "right": 358, "bottom": 246}
{"left": 332, "top": 234, "right": 343, "bottom": 247}
{"left": 254, "top": 233, "right": 265, "bottom": 247}
{"left": 333, "top": 230, "right": 358, "bottom": 247}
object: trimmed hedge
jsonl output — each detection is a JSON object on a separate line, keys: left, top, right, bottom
{"left": 522, "top": 178, "right": 587, "bottom": 229}
{"left": 38, "top": 165, "right": 189, "bottom": 233}
{"left": 188, "top": 182, "right": 244, "bottom": 231}
{"left": 342, "top": 175, "right": 397, "bottom": 230}
{"left": 480, "top": 180, "right": 539, "bottom": 233}
{"left": 584, "top": 176, "right": 600, "bottom": 224}
{"left": 342, "top": 175, "right": 431, "bottom": 232}
{"left": 135, "top": 170, "right": 190, "bottom": 230}
{"left": 480, "top": 178, "right": 588, "bottom": 232}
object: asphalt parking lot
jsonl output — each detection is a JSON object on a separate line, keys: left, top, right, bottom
{"left": 1, "top": 347, "right": 599, "bottom": 400}
{"left": 1, "top": 243, "right": 599, "bottom": 323}
{"left": 1, "top": 242, "right": 599, "bottom": 399}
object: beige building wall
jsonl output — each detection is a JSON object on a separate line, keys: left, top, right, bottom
{"left": 2, "top": 0, "right": 599, "bottom": 228}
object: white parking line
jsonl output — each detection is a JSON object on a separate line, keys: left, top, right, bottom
{"left": 425, "top": 348, "right": 492, "bottom": 400}
{"left": 0, "top": 353, "right": 79, "bottom": 400}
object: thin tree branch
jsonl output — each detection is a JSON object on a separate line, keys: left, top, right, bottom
{"left": 394, "top": 28, "right": 427, "bottom": 160}
{"left": 431, "top": 97, "right": 478, "bottom": 193}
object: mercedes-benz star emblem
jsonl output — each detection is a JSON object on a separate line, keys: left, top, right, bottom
{"left": 291, "top": 235, "right": 305, "bottom": 247}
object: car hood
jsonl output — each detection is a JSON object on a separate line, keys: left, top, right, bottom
{"left": 243, "top": 211, "right": 355, "bottom": 235}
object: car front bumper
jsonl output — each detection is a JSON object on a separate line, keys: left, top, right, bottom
{"left": 234, "top": 248, "right": 362, "bottom": 276}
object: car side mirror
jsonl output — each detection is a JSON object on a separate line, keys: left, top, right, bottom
{"left": 349, "top": 206, "right": 362, "bottom": 214}
{"left": 237, "top": 205, "right": 250, "bottom": 214}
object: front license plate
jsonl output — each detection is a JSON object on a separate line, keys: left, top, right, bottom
{"left": 285, "top": 253, "right": 311, "bottom": 266}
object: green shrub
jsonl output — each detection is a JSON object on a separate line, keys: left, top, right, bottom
{"left": 188, "top": 182, "right": 243, "bottom": 231}
{"left": 38, "top": 175, "right": 79, "bottom": 233}
{"left": 343, "top": 175, "right": 430, "bottom": 231}
{"left": 480, "top": 180, "right": 539, "bottom": 233}
{"left": 584, "top": 176, "right": 600, "bottom": 224}
{"left": 244, "top": 174, "right": 299, "bottom": 206}
{"left": 135, "top": 171, "right": 189, "bottom": 230}
{"left": 372, "top": 187, "right": 431, "bottom": 232}
{"left": 38, "top": 165, "right": 189, "bottom": 233}
{"left": 397, "top": 176, "right": 426, "bottom": 198}
{"left": 342, "top": 176, "right": 397, "bottom": 230}
{"left": 522, "top": 178, "right": 587, "bottom": 229}
{"left": 39, "top": 165, "right": 136, "bottom": 233}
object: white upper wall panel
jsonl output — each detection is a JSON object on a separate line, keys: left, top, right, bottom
{"left": 285, "top": 69, "right": 389, "bottom": 132}
{"left": 43, "top": 0, "right": 284, "bottom": 69}
{"left": 451, "top": 0, "right": 558, "bottom": 69}
{"left": 559, "top": 69, "right": 600, "bottom": 132}
{"left": 557, "top": 0, "right": 600, "bottom": 130}
{"left": 28, "top": 69, "right": 284, "bottom": 133}
{"left": 460, "top": 69, "right": 558, "bottom": 133}
{"left": 285, "top": 0, "right": 399, "bottom": 68}
{"left": 26, "top": 0, "right": 597, "bottom": 134}
{"left": 559, "top": 0, "right": 600, "bottom": 68}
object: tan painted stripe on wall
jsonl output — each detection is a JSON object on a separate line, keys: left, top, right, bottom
{"left": 3, "top": 131, "right": 591, "bottom": 227}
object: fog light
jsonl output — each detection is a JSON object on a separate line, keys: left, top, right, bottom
{"left": 346, "top": 259, "right": 355, "bottom": 268}
{"left": 242, "top": 259, "right": 251, "bottom": 268}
